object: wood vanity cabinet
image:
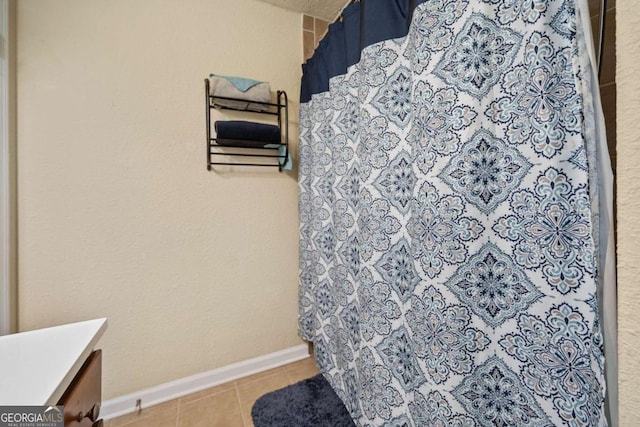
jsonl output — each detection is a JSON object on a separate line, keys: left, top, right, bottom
{"left": 58, "top": 350, "right": 103, "bottom": 427}
{"left": 0, "top": 318, "right": 107, "bottom": 425}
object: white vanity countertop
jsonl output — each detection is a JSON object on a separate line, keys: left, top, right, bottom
{"left": 0, "top": 318, "right": 108, "bottom": 405}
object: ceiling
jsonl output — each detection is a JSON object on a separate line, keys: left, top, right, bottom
{"left": 255, "top": 0, "right": 349, "bottom": 21}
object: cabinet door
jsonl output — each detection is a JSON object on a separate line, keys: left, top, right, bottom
{"left": 58, "top": 350, "right": 102, "bottom": 427}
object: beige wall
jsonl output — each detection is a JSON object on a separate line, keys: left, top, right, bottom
{"left": 617, "top": 1, "right": 640, "bottom": 425}
{"left": 17, "top": 0, "right": 302, "bottom": 399}
{"left": 15, "top": 0, "right": 640, "bottom": 419}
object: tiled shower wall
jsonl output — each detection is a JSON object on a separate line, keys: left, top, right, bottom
{"left": 588, "top": 0, "right": 616, "bottom": 239}
{"left": 302, "top": 15, "right": 329, "bottom": 61}
{"left": 589, "top": 0, "right": 616, "bottom": 172}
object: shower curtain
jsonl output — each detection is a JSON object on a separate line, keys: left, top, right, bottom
{"left": 298, "top": 0, "right": 616, "bottom": 425}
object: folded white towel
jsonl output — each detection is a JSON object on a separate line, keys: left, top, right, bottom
{"left": 209, "top": 74, "right": 272, "bottom": 111}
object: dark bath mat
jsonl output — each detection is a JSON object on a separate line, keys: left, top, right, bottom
{"left": 251, "top": 374, "right": 356, "bottom": 427}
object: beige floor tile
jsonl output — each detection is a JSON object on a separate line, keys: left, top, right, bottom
{"left": 178, "top": 381, "right": 235, "bottom": 405}
{"left": 236, "top": 373, "right": 290, "bottom": 426}
{"left": 177, "top": 389, "right": 244, "bottom": 427}
{"left": 243, "top": 416, "right": 255, "bottom": 427}
{"left": 105, "top": 400, "right": 178, "bottom": 427}
{"left": 240, "top": 400, "right": 258, "bottom": 427}
{"left": 106, "top": 363, "right": 312, "bottom": 427}
{"left": 236, "top": 372, "right": 290, "bottom": 406}
{"left": 283, "top": 357, "right": 320, "bottom": 384}
{"left": 233, "top": 366, "right": 286, "bottom": 386}
{"left": 118, "top": 410, "right": 178, "bottom": 427}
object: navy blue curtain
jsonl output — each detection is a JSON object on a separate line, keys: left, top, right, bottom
{"left": 342, "top": 2, "right": 361, "bottom": 70}
{"left": 300, "top": 0, "right": 422, "bottom": 103}
{"left": 362, "top": 0, "right": 412, "bottom": 47}
{"left": 325, "top": 21, "right": 347, "bottom": 80}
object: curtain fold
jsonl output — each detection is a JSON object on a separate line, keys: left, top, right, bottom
{"left": 325, "top": 22, "right": 348, "bottom": 79}
{"left": 361, "top": 0, "right": 411, "bottom": 46}
{"left": 342, "top": 2, "right": 362, "bottom": 70}
{"left": 298, "top": 1, "right": 615, "bottom": 425}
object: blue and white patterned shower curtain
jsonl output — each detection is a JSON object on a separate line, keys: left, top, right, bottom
{"left": 298, "top": 0, "right": 616, "bottom": 425}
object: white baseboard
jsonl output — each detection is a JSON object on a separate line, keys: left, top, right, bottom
{"left": 101, "top": 344, "right": 310, "bottom": 420}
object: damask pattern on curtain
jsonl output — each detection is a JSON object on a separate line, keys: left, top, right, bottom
{"left": 298, "top": 0, "right": 615, "bottom": 426}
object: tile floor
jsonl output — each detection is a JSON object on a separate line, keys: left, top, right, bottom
{"left": 104, "top": 357, "right": 320, "bottom": 427}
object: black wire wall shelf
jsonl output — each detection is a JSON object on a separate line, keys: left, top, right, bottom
{"left": 205, "top": 79, "right": 289, "bottom": 171}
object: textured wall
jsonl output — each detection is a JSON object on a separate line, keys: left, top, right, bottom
{"left": 616, "top": 0, "right": 640, "bottom": 425}
{"left": 17, "top": 0, "right": 302, "bottom": 399}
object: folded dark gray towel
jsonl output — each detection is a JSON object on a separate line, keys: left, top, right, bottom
{"left": 214, "top": 121, "right": 281, "bottom": 147}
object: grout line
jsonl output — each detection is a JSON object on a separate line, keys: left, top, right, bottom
{"left": 175, "top": 394, "right": 181, "bottom": 427}
{"left": 591, "top": 5, "right": 616, "bottom": 20}
{"left": 284, "top": 370, "right": 293, "bottom": 385}
{"left": 235, "top": 383, "right": 247, "bottom": 427}
{"left": 235, "top": 369, "right": 284, "bottom": 387}
{"left": 174, "top": 384, "right": 235, "bottom": 407}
